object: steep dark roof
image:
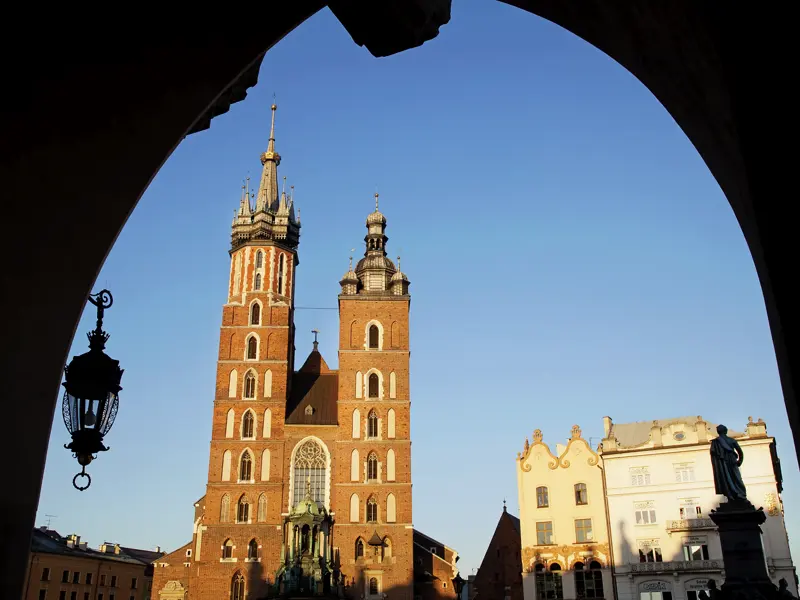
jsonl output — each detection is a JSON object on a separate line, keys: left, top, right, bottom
{"left": 285, "top": 349, "right": 338, "bottom": 425}
{"left": 30, "top": 529, "right": 164, "bottom": 566}
{"left": 504, "top": 510, "right": 521, "bottom": 534}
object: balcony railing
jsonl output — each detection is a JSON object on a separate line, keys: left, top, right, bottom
{"left": 630, "top": 560, "right": 722, "bottom": 574}
{"left": 665, "top": 518, "right": 716, "bottom": 532}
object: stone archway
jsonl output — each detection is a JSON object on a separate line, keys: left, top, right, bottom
{"left": 1, "top": 3, "right": 795, "bottom": 599}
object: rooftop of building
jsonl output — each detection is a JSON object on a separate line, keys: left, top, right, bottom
{"left": 607, "top": 415, "right": 747, "bottom": 448}
{"left": 285, "top": 346, "right": 338, "bottom": 426}
{"left": 30, "top": 527, "right": 164, "bottom": 566}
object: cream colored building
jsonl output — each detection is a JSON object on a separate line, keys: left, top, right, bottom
{"left": 600, "top": 416, "right": 796, "bottom": 600}
{"left": 517, "top": 425, "right": 613, "bottom": 600}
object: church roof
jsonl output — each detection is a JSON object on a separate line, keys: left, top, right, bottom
{"left": 285, "top": 349, "right": 338, "bottom": 425}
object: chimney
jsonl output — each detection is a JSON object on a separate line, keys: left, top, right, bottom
{"left": 79, "top": 542, "right": 88, "bottom": 550}
{"left": 156, "top": 546, "right": 161, "bottom": 553}
{"left": 602, "top": 416, "right": 613, "bottom": 438}
{"left": 66, "top": 534, "right": 80, "bottom": 548}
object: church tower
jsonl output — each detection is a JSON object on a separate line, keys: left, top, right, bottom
{"left": 335, "top": 192, "right": 413, "bottom": 598}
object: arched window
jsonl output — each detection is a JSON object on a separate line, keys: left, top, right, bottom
{"left": 383, "top": 538, "right": 392, "bottom": 560}
{"left": 264, "top": 370, "right": 273, "bottom": 399}
{"left": 231, "top": 572, "right": 245, "bottom": 600}
{"left": 242, "top": 411, "right": 254, "bottom": 438}
{"left": 263, "top": 408, "right": 272, "bottom": 437}
{"left": 350, "top": 449, "right": 360, "bottom": 482}
{"left": 369, "top": 577, "right": 379, "bottom": 595}
{"left": 257, "top": 494, "right": 267, "bottom": 522}
{"left": 243, "top": 371, "right": 256, "bottom": 399}
{"left": 367, "top": 410, "right": 379, "bottom": 438}
{"left": 222, "top": 450, "right": 232, "bottom": 481}
{"left": 246, "top": 336, "right": 258, "bottom": 360}
{"left": 237, "top": 496, "right": 250, "bottom": 523}
{"left": 261, "top": 449, "right": 271, "bottom": 481}
{"left": 350, "top": 494, "right": 360, "bottom": 523}
{"left": 367, "top": 453, "right": 379, "bottom": 481}
{"left": 355, "top": 538, "right": 365, "bottom": 559}
{"left": 537, "top": 486, "right": 549, "bottom": 508}
{"left": 255, "top": 250, "right": 263, "bottom": 269}
{"left": 355, "top": 371, "right": 363, "bottom": 398}
{"left": 535, "top": 563, "right": 563, "bottom": 600}
{"left": 574, "top": 561, "right": 603, "bottom": 599}
{"left": 292, "top": 439, "right": 327, "bottom": 507}
{"left": 220, "top": 494, "right": 230, "bottom": 522}
{"left": 352, "top": 408, "right": 361, "bottom": 438}
{"left": 368, "top": 324, "right": 380, "bottom": 349}
{"left": 228, "top": 370, "right": 238, "bottom": 398}
{"left": 386, "top": 449, "right": 395, "bottom": 481}
{"left": 247, "top": 539, "right": 258, "bottom": 560}
{"left": 367, "top": 497, "right": 378, "bottom": 523}
{"left": 254, "top": 273, "right": 262, "bottom": 291}
{"left": 240, "top": 451, "right": 252, "bottom": 481}
{"left": 225, "top": 409, "right": 235, "bottom": 438}
{"left": 386, "top": 493, "right": 396, "bottom": 523}
{"left": 250, "top": 302, "right": 261, "bottom": 325}
{"left": 368, "top": 373, "right": 379, "bottom": 398}
{"left": 387, "top": 409, "right": 396, "bottom": 438}
{"left": 278, "top": 254, "right": 285, "bottom": 295}
{"left": 575, "top": 483, "right": 588, "bottom": 505}
{"left": 222, "top": 539, "right": 233, "bottom": 559}
{"left": 389, "top": 371, "right": 396, "bottom": 398}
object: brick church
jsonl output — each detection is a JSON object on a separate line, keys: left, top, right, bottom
{"left": 151, "top": 105, "right": 460, "bottom": 600}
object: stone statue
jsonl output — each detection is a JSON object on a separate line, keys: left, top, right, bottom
{"left": 778, "top": 578, "right": 797, "bottom": 599}
{"left": 710, "top": 424, "right": 747, "bottom": 501}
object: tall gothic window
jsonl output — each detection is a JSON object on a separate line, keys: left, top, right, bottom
{"left": 220, "top": 494, "right": 230, "bottom": 523}
{"left": 257, "top": 494, "right": 267, "bottom": 522}
{"left": 292, "top": 439, "right": 327, "bottom": 507}
{"left": 367, "top": 410, "right": 379, "bottom": 438}
{"left": 222, "top": 539, "right": 233, "bottom": 559}
{"left": 574, "top": 561, "right": 604, "bottom": 599}
{"left": 231, "top": 572, "right": 245, "bottom": 600}
{"left": 240, "top": 451, "right": 252, "bottom": 481}
{"left": 356, "top": 538, "right": 364, "bottom": 559}
{"left": 247, "top": 336, "right": 258, "bottom": 360}
{"left": 244, "top": 372, "right": 256, "bottom": 400}
{"left": 278, "top": 254, "right": 285, "bottom": 295}
{"left": 368, "top": 373, "right": 379, "bottom": 398}
{"left": 367, "top": 453, "right": 378, "bottom": 481}
{"left": 536, "top": 486, "right": 549, "bottom": 508}
{"left": 247, "top": 539, "right": 259, "bottom": 560}
{"left": 368, "top": 325, "right": 379, "bottom": 349}
{"left": 575, "top": 483, "right": 588, "bottom": 505}
{"left": 250, "top": 303, "right": 261, "bottom": 325}
{"left": 255, "top": 251, "right": 263, "bottom": 269}
{"left": 242, "top": 411, "right": 254, "bottom": 438}
{"left": 367, "top": 497, "right": 378, "bottom": 523}
{"left": 369, "top": 578, "right": 379, "bottom": 595}
{"left": 237, "top": 496, "right": 250, "bottom": 523}
{"left": 254, "top": 273, "right": 262, "bottom": 291}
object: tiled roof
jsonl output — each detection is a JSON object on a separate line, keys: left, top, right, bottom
{"left": 610, "top": 416, "right": 744, "bottom": 448}
{"left": 30, "top": 529, "right": 164, "bottom": 566}
{"left": 285, "top": 349, "right": 338, "bottom": 426}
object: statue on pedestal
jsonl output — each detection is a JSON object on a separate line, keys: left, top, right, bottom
{"left": 710, "top": 424, "right": 747, "bottom": 502}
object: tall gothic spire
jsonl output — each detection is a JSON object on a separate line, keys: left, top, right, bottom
{"left": 255, "top": 103, "right": 281, "bottom": 212}
{"left": 238, "top": 177, "right": 252, "bottom": 217}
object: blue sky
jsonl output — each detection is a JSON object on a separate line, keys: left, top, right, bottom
{"left": 37, "top": 1, "right": 797, "bottom": 575}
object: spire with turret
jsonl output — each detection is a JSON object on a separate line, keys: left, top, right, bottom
{"left": 230, "top": 102, "right": 300, "bottom": 250}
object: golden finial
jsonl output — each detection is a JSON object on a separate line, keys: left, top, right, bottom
{"left": 374, "top": 191, "right": 379, "bottom": 211}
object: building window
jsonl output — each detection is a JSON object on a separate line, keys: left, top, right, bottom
{"left": 243, "top": 371, "right": 256, "bottom": 399}
{"left": 575, "top": 518, "right": 593, "bottom": 542}
{"left": 367, "top": 497, "right": 378, "bottom": 523}
{"left": 248, "top": 539, "right": 259, "bottom": 560}
{"left": 41, "top": 568, "right": 50, "bottom": 581}
{"left": 246, "top": 336, "right": 258, "bottom": 360}
{"left": 98, "top": 595, "right": 103, "bottom": 600}
{"left": 254, "top": 273, "right": 262, "bottom": 290}
{"left": 575, "top": 483, "right": 588, "bottom": 505}
{"left": 111, "top": 576, "right": 117, "bottom": 587}
{"left": 237, "top": 496, "right": 250, "bottom": 523}
{"left": 255, "top": 250, "right": 263, "bottom": 269}
{"left": 59, "top": 592, "right": 66, "bottom": 600}
{"left": 367, "top": 453, "right": 379, "bottom": 481}
{"left": 534, "top": 563, "right": 563, "bottom": 600}
{"left": 638, "top": 541, "right": 663, "bottom": 563}
{"left": 574, "top": 561, "right": 604, "bottom": 599}
{"left": 130, "top": 578, "right": 137, "bottom": 589}
{"left": 536, "top": 486, "right": 549, "bottom": 508}
{"left": 640, "top": 592, "right": 672, "bottom": 600}
{"left": 257, "top": 493, "right": 267, "bottom": 522}
{"left": 85, "top": 573, "right": 92, "bottom": 585}
{"left": 61, "top": 570, "right": 69, "bottom": 583}
{"left": 630, "top": 467, "right": 651, "bottom": 486}
{"left": 220, "top": 493, "right": 231, "bottom": 522}
{"left": 369, "top": 577, "right": 379, "bottom": 595}
{"left": 369, "top": 325, "right": 380, "bottom": 349}
{"left": 368, "top": 373, "right": 379, "bottom": 398}
{"left": 674, "top": 465, "right": 696, "bottom": 482}
{"left": 680, "top": 505, "right": 703, "bottom": 519}
{"left": 109, "top": 594, "right": 115, "bottom": 600}
{"left": 250, "top": 302, "right": 261, "bottom": 325}
{"left": 71, "top": 593, "right": 77, "bottom": 600}
{"left": 536, "top": 521, "right": 553, "bottom": 545}
{"left": 38, "top": 590, "right": 46, "bottom": 600}
{"left": 292, "top": 439, "right": 327, "bottom": 507}
{"left": 356, "top": 538, "right": 364, "bottom": 559}
{"left": 72, "top": 572, "right": 80, "bottom": 584}
{"left": 683, "top": 544, "right": 710, "bottom": 561}
{"left": 232, "top": 572, "right": 246, "bottom": 600}
{"left": 100, "top": 574, "right": 106, "bottom": 586}
{"left": 367, "top": 410, "right": 379, "bottom": 438}
{"left": 222, "top": 539, "right": 233, "bottom": 559}
{"left": 635, "top": 503, "right": 657, "bottom": 525}
{"left": 278, "top": 254, "right": 285, "bottom": 295}
{"left": 242, "top": 410, "right": 255, "bottom": 437}
{"left": 240, "top": 451, "right": 253, "bottom": 481}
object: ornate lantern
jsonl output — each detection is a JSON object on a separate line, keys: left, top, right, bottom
{"left": 452, "top": 573, "right": 466, "bottom": 598}
{"left": 62, "top": 290, "right": 124, "bottom": 490}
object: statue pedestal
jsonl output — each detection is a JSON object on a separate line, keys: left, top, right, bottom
{"left": 709, "top": 501, "right": 784, "bottom": 599}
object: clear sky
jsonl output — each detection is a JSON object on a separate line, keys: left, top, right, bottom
{"left": 37, "top": 0, "right": 798, "bottom": 576}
